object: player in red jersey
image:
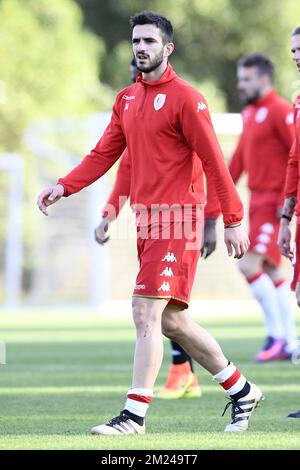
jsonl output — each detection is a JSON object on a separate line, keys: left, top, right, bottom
{"left": 229, "top": 53, "right": 298, "bottom": 362}
{"left": 278, "top": 25, "right": 300, "bottom": 419}
{"left": 95, "top": 58, "right": 219, "bottom": 400}
{"left": 96, "top": 148, "right": 220, "bottom": 399}
{"left": 37, "top": 12, "right": 263, "bottom": 434}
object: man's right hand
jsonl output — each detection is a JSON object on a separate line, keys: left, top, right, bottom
{"left": 224, "top": 224, "right": 250, "bottom": 259}
{"left": 37, "top": 184, "right": 64, "bottom": 216}
{"left": 278, "top": 218, "right": 293, "bottom": 260}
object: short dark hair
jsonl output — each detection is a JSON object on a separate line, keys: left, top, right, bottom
{"left": 238, "top": 53, "right": 274, "bottom": 82}
{"left": 130, "top": 11, "right": 173, "bottom": 44}
{"left": 292, "top": 26, "right": 300, "bottom": 36}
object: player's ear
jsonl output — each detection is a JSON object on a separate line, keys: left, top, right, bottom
{"left": 165, "top": 42, "right": 174, "bottom": 58}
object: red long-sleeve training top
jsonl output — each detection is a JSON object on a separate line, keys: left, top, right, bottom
{"left": 229, "top": 90, "right": 294, "bottom": 207}
{"left": 102, "top": 149, "right": 221, "bottom": 221}
{"left": 284, "top": 94, "right": 300, "bottom": 217}
{"left": 58, "top": 64, "right": 242, "bottom": 226}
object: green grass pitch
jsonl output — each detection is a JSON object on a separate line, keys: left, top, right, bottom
{"left": 0, "top": 308, "right": 300, "bottom": 450}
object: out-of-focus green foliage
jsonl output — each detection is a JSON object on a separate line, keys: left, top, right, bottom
{"left": 76, "top": 0, "right": 300, "bottom": 111}
{"left": 0, "top": 0, "right": 114, "bottom": 295}
{"left": 0, "top": 0, "right": 114, "bottom": 151}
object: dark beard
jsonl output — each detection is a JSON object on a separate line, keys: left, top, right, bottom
{"left": 243, "top": 90, "right": 261, "bottom": 105}
{"left": 136, "top": 51, "right": 164, "bottom": 73}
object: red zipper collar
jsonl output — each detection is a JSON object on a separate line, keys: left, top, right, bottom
{"left": 252, "top": 89, "right": 277, "bottom": 107}
{"left": 136, "top": 63, "right": 177, "bottom": 87}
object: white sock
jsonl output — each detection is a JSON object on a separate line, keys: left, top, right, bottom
{"left": 124, "top": 388, "right": 153, "bottom": 418}
{"left": 274, "top": 280, "right": 299, "bottom": 352}
{"left": 213, "top": 362, "right": 247, "bottom": 396}
{"left": 248, "top": 272, "right": 284, "bottom": 339}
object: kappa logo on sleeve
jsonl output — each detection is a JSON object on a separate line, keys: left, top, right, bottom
{"left": 122, "top": 95, "right": 135, "bottom": 100}
{"left": 135, "top": 284, "right": 145, "bottom": 290}
{"left": 197, "top": 101, "right": 207, "bottom": 112}
{"left": 158, "top": 281, "right": 171, "bottom": 292}
{"left": 160, "top": 267, "right": 174, "bottom": 277}
{"left": 154, "top": 94, "right": 166, "bottom": 111}
{"left": 122, "top": 95, "right": 135, "bottom": 111}
{"left": 161, "top": 252, "right": 177, "bottom": 262}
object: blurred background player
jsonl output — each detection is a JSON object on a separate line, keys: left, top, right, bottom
{"left": 95, "top": 58, "right": 220, "bottom": 400}
{"left": 278, "top": 25, "right": 300, "bottom": 418}
{"left": 229, "top": 53, "right": 298, "bottom": 362}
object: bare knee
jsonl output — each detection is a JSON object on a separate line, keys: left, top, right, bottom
{"left": 161, "top": 315, "right": 179, "bottom": 339}
{"left": 238, "top": 256, "right": 251, "bottom": 276}
{"left": 161, "top": 306, "right": 186, "bottom": 340}
{"left": 264, "top": 266, "right": 282, "bottom": 284}
{"left": 132, "top": 297, "right": 164, "bottom": 332}
{"left": 238, "top": 253, "right": 262, "bottom": 278}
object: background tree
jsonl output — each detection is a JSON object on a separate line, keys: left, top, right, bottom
{"left": 75, "top": 0, "right": 300, "bottom": 110}
{"left": 0, "top": 0, "right": 112, "bottom": 296}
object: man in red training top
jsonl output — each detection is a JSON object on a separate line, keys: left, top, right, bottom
{"left": 95, "top": 58, "right": 219, "bottom": 401}
{"left": 278, "top": 25, "right": 300, "bottom": 419}
{"left": 37, "top": 12, "right": 263, "bottom": 434}
{"left": 229, "top": 53, "right": 298, "bottom": 362}
{"left": 96, "top": 148, "right": 220, "bottom": 400}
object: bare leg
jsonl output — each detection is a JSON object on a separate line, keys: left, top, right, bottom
{"left": 161, "top": 304, "right": 227, "bottom": 374}
{"left": 264, "top": 264, "right": 283, "bottom": 284}
{"left": 238, "top": 251, "right": 263, "bottom": 278}
{"left": 131, "top": 297, "right": 168, "bottom": 389}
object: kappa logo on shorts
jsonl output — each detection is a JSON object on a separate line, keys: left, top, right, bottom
{"left": 135, "top": 284, "right": 145, "bottom": 290}
{"left": 257, "top": 233, "right": 271, "bottom": 244}
{"left": 158, "top": 281, "right": 170, "bottom": 292}
{"left": 260, "top": 223, "right": 274, "bottom": 234}
{"left": 160, "top": 267, "right": 174, "bottom": 277}
{"left": 154, "top": 94, "right": 166, "bottom": 111}
{"left": 162, "top": 252, "right": 177, "bottom": 262}
{"left": 254, "top": 243, "right": 267, "bottom": 254}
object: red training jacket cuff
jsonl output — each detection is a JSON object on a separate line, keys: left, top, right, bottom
{"left": 57, "top": 179, "right": 69, "bottom": 197}
{"left": 205, "top": 210, "right": 221, "bottom": 221}
{"left": 223, "top": 214, "right": 243, "bottom": 227}
{"left": 285, "top": 191, "right": 298, "bottom": 199}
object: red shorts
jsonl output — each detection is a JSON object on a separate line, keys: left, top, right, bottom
{"left": 248, "top": 203, "right": 281, "bottom": 267}
{"left": 291, "top": 222, "right": 300, "bottom": 291}
{"left": 133, "top": 217, "right": 203, "bottom": 309}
